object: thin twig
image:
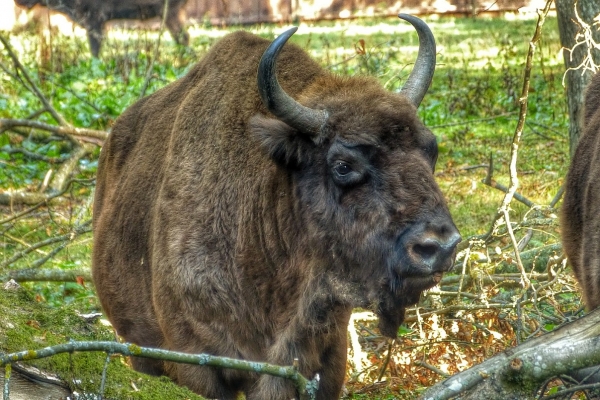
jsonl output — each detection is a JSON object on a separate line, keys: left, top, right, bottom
{"left": 414, "top": 360, "right": 450, "bottom": 378}
{"left": 0, "top": 220, "right": 91, "bottom": 269}
{"left": 482, "top": 178, "right": 536, "bottom": 208}
{"left": 539, "top": 382, "right": 600, "bottom": 400}
{"left": 3, "top": 364, "right": 10, "bottom": 400}
{"left": 377, "top": 340, "right": 394, "bottom": 382}
{"left": 139, "top": 0, "right": 170, "bottom": 99}
{"left": 0, "top": 179, "right": 94, "bottom": 224}
{"left": 99, "top": 353, "right": 111, "bottom": 400}
{"left": 550, "top": 185, "right": 564, "bottom": 208}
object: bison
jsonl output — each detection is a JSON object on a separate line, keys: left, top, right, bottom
{"left": 562, "top": 72, "right": 600, "bottom": 311}
{"left": 13, "top": 0, "right": 189, "bottom": 57}
{"left": 92, "top": 15, "right": 461, "bottom": 399}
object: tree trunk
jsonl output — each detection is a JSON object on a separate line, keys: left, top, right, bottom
{"left": 555, "top": 0, "right": 600, "bottom": 155}
{"left": 418, "top": 307, "right": 600, "bottom": 400}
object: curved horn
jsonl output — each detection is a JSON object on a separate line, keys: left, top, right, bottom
{"left": 257, "top": 27, "right": 328, "bottom": 136}
{"left": 398, "top": 14, "right": 437, "bottom": 107}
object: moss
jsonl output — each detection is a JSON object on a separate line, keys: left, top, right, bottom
{"left": 0, "top": 285, "right": 204, "bottom": 399}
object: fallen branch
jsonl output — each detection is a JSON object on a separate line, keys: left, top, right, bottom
{"left": 0, "top": 190, "right": 66, "bottom": 206}
{"left": 0, "top": 269, "right": 91, "bottom": 284}
{"left": 0, "top": 118, "right": 108, "bottom": 144}
{"left": 418, "top": 307, "right": 600, "bottom": 400}
{"left": 0, "top": 341, "right": 320, "bottom": 400}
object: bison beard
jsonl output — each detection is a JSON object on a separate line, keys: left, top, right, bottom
{"left": 562, "top": 72, "right": 600, "bottom": 311}
{"left": 92, "top": 15, "right": 460, "bottom": 400}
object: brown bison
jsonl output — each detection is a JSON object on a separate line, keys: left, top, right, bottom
{"left": 13, "top": 0, "right": 189, "bottom": 57}
{"left": 92, "top": 15, "right": 461, "bottom": 399}
{"left": 562, "top": 72, "right": 600, "bottom": 311}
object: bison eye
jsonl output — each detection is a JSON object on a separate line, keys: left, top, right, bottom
{"left": 334, "top": 162, "right": 353, "bottom": 176}
{"left": 331, "top": 161, "right": 364, "bottom": 187}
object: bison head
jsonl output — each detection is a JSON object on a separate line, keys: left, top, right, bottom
{"left": 250, "top": 15, "right": 461, "bottom": 337}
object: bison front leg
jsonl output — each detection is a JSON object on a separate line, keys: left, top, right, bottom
{"left": 248, "top": 313, "right": 351, "bottom": 400}
{"left": 167, "top": 364, "right": 241, "bottom": 400}
{"left": 165, "top": 11, "right": 189, "bottom": 46}
{"left": 84, "top": 20, "right": 105, "bottom": 57}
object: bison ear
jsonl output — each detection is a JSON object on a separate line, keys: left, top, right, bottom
{"left": 249, "top": 114, "right": 314, "bottom": 168}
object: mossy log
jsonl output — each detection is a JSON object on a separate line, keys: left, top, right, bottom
{"left": 419, "top": 307, "right": 600, "bottom": 399}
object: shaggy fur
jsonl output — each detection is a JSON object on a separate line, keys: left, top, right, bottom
{"left": 92, "top": 31, "right": 460, "bottom": 399}
{"left": 13, "top": 0, "right": 189, "bottom": 57}
{"left": 562, "top": 72, "right": 600, "bottom": 311}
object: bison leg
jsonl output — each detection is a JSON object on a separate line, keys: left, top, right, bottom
{"left": 247, "top": 317, "right": 350, "bottom": 400}
{"left": 130, "top": 357, "right": 165, "bottom": 376}
{"left": 85, "top": 21, "right": 104, "bottom": 57}
{"left": 166, "top": 363, "right": 243, "bottom": 399}
{"left": 165, "top": 12, "right": 189, "bottom": 46}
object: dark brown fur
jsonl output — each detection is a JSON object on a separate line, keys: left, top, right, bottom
{"left": 14, "top": 0, "right": 189, "bottom": 57}
{"left": 93, "top": 31, "right": 459, "bottom": 399}
{"left": 562, "top": 72, "right": 600, "bottom": 311}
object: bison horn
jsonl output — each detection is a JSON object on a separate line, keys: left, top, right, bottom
{"left": 257, "top": 27, "right": 328, "bottom": 136}
{"left": 398, "top": 14, "right": 437, "bottom": 108}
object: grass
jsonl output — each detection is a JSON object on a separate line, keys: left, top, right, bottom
{"left": 0, "top": 11, "right": 575, "bottom": 399}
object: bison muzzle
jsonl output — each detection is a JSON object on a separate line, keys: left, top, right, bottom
{"left": 93, "top": 15, "right": 461, "bottom": 399}
{"left": 13, "top": 0, "right": 189, "bottom": 57}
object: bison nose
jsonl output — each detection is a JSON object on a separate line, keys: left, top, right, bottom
{"left": 407, "top": 225, "right": 461, "bottom": 273}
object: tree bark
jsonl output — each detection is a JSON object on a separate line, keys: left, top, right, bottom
{"left": 418, "top": 307, "right": 600, "bottom": 399}
{"left": 555, "top": 0, "right": 600, "bottom": 155}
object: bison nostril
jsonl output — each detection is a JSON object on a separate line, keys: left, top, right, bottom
{"left": 413, "top": 242, "right": 440, "bottom": 259}
{"left": 410, "top": 231, "right": 460, "bottom": 271}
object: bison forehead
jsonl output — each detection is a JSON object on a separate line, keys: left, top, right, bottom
{"left": 299, "top": 77, "right": 433, "bottom": 148}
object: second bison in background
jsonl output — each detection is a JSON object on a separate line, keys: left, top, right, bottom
{"left": 92, "top": 15, "right": 460, "bottom": 400}
{"left": 13, "top": 0, "right": 189, "bottom": 57}
{"left": 562, "top": 72, "right": 600, "bottom": 311}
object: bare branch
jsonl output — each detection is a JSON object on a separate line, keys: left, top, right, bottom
{"left": 0, "top": 341, "right": 320, "bottom": 400}
{"left": 0, "top": 268, "right": 91, "bottom": 283}
{"left": 0, "top": 118, "right": 108, "bottom": 143}
{"left": 139, "top": 0, "right": 170, "bottom": 99}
